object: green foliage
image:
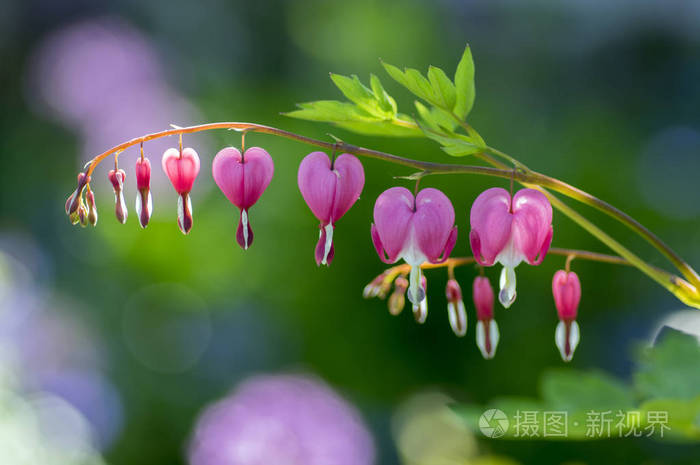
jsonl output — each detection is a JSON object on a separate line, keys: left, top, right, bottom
{"left": 452, "top": 331, "right": 700, "bottom": 441}
{"left": 284, "top": 43, "right": 487, "bottom": 157}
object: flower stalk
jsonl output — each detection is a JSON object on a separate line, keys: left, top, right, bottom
{"left": 74, "top": 121, "right": 700, "bottom": 309}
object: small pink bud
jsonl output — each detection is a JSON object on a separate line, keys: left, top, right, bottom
{"left": 213, "top": 147, "right": 274, "bottom": 250}
{"left": 66, "top": 172, "right": 89, "bottom": 216}
{"left": 86, "top": 190, "right": 98, "bottom": 226}
{"left": 108, "top": 169, "right": 127, "bottom": 224}
{"left": 388, "top": 276, "right": 408, "bottom": 316}
{"left": 362, "top": 270, "right": 391, "bottom": 299}
{"left": 412, "top": 275, "right": 428, "bottom": 324}
{"left": 469, "top": 187, "right": 553, "bottom": 308}
{"left": 446, "top": 279, "right": 467, "bottom": 337}
{"left": 78, "top": 203, "right": 88, "bottom": 227}
{"left": 298, "top": 152, "right": 364, "bottom": 266}
{"left": 552, "top": 270, "right": 582, "bottom": 362}
{"left": 473, "top": 276, "right": 498, "bottom": 359}
{"left": 162, "top": 147, "right": 200, "bottom": 234}
{"left": 135, "top": 157, "right": 153, "bottom": 228}
{"left": 372, "top": 187, "right": 458, "bottom": 305}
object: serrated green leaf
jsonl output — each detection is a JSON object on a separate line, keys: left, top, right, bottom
{"left": 414, "top": 101, "right": 439, "bottom": 131}
{"left": 382, "top": 61, "right": 438, "bottom": 105}
{"left": 330, "top": 74, "right": 392, "bottom": 119}
{"left": 427, "top": 65, "right": 457, "bottom": 109}
{"left": 418, "top": 123, "right": 480, "bottom": 157}
{"left": 283, "top": 100, "right": 379, "bottom": 122}
{"left": 454, "top": 44, "right": 476, "bottom": 119}
{"left": 369, "top": 74, "right": 397, "bottom": 115}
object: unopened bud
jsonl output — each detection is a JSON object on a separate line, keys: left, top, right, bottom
{"left": 476, "top": 318, "right": 500, "bottom": 360}
{"left": 86, "top": 190, "right": 98, "bottom": 226}
{"left": 446, "top": 279, "right": 467, "bottom": 337}
{"left": 78, "top": 203, "right": 88, "bottom": 227}
{"left": 412, "top": 275, "right": 428, "bottom": 324}
{"left": 362, "top": 270, "right": 392, "bottom": 299}
{"left": 109, "top": 169, "right": 128, "bottom": 224}
{"left": 177, "top": 193, "right": 193, "bottom": 235}
{"left": 388, "top": 276, "right": 408, "bottom": 316}
{"left": 66, "top": 172, "right": 89, "bottom": 217}
{"left": 135, "top": 157, "right": 153, "bottom": 228}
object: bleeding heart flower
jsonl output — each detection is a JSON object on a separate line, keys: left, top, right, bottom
{"left": 552, "top": 270, "right": 581, "bottom": 362}
{"left": 135, "top": 157, "right": 152, "bottom": 228}
{"left": 212, "top": 146, "right": 274, "bottom": 250}
{"left": 298, "top": 151, "right": 364, "bottom": 266}
{"left": 473, "top": 276, "right": 499, "bottom": 359}
{"left": 108, "top": 168, "right": 127, "bottom": 224}
{"left": 162, "top": 147, "right": 200, "bottom": 234}
{"left": 469, "top": 187, "right": 553, "bottom": 308}
{"left": 371, "top": 187, "right": 457, "bottom": 305}
{"left": 446, "top": 279, "right": 467, "bottom": 336}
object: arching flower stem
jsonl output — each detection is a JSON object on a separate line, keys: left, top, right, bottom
{"left": 76, "top": 121, "right": 700, "bottom": 308}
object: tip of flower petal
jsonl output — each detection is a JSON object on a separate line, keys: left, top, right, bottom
{"left": 555, "top": 320, "right": 580, "bottom": 362}
{"left": 476, "top": 319, "right": 499, "bottom": 359}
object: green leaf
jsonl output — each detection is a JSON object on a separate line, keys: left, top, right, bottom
{"left": 427, "top": 65, "right": 457, "bottom": 110}
{"left": 418, "top": 124, "right": 481, "bottom": 157}
{"left": 335, "top": 120, "right": 422, "bottom": 137}
{"left": 283, "top": 100, "right": 378, "bottom": 122}
{"left": 330, "top": 74, "right": 393, "bottom": 118}
{"left": 369, "top": 74, "right": 397, "bottom": 115}
{"left": 635, "top": 330, "right": 700, "bottom": 401}
{"left": 541, "top": 369, "right": 636, "bottom": 412}
{"left": 454, "top": 44, "right": 476, "bottom": 119}
{"left": 382, "top": 61, "right": 437, "bottom": 105}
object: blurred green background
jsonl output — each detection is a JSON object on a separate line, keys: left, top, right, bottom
{"left": 1, "top": 0, "right": 700, "bottom": 464}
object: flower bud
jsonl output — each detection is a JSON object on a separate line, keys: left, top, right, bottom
{"left": 446, "top": 279, "right": 467, "bottom": 336}
{"left": 86, "top": 190, "right": 98, "bottom": 226}
{"left": 362, "top": 270, "right": 391, "bottom": 299}
{"left": 108, "top": 169, "right": 128, "bottom": 224}
{"left": 66, "top": 172, "right": 89, "bottom": 217}
{"left": 473, "top": 276, "right": 499, "bottom": 359}
{"left": 135, "top": 157, "right": 153, "bottom": 228}
{"left": 388, "top": 276, "right": 408, "bottom": 316}
{"left": 78, "top": 203, "right": 88, "bottom": 227}
{"left": 552, "top": 270, "right": 581, "bottom": 362}
{"left": 412, "top": 275, "right": 428, "bottom": 324}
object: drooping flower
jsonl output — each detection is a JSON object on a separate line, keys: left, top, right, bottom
{"left": 65, "top": 172, "right": 89, "bottom": 221}
{"left": 552, "top": 270, "right": 581, "bottom": 362}
{"left": 135, "top": 156, "right": 152, "bottom": 228}
{"left": 446, "top": 279, "right": 467, "bottom": 336}
{"left": 473, "top": 276, "right": 499, "bottom": 359}
{"left": 371, "top": 187, "right": 457, "bottom": 305}
{"left": 298, "top": 151, "right": 364, "bottom": 266}
{"left": 212, "top": 146, "right": 274, "bottom": 249}
{"left": 108, "top": 168, "right": 128, "bottom": 224}
{"left": 469, "top": 187, "right": 553, "bottom": 308}
{"left": 162, "top": 147, "right": 200, "bottom": 234}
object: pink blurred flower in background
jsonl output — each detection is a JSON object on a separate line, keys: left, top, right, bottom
{"left": 188, "top": 373, "right": 375, "bottom": 465}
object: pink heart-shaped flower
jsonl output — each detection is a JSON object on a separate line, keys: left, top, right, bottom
{"left": 162, "top": 147, "right": 200, "bottom": 194}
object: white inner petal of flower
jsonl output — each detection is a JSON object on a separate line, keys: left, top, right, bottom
{"left": 135, "top": 191, "right": 142, "bottom": 219}
{"left": 448, "top": 301, "right": 467, "bottom": 336}
{"left": 241, "top": 209, "right": 249, "bottom": 250}
{"left": 321, "top": 223, "right": 333, "bottom": 265}
{"left": 498, "top": 266, "right": 517, "bottom": 308}
{"left": 401, "top": 226, "right": 428, "bottom": 305}
{"left": 555, "top": 320, "right": 580, "bottom": 362}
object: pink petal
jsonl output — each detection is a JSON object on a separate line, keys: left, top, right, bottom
{"left": 511, "top": 188, "right": 553, "bottom": 265}
{"left": 473, "top": 276, "right": 494, "bottom": 321}
{"left": 413, "top": 188, "right": 457, "bottom": 262}
{"left": 212, "top": 147, "right": 274, "bottom": 209}
{"left": 162, "top": 147, "right": 200, "bottom": 194}
{"left": 329, "top": 153, "right": 364, "bottom": 222}
{"left": 298, "top": 152, "right": 336, "bottom": 224}
{"left": 372, "top": 187, "right": 414, "bottom": 263}
{"left": 469, "top": 188, "right": 512, "bottom": 266}
{"left": 135, "top": 157, "right": 151, "bottom": 190}
{"left": 552, "top": 270, "right": 581, "bottom": 321}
